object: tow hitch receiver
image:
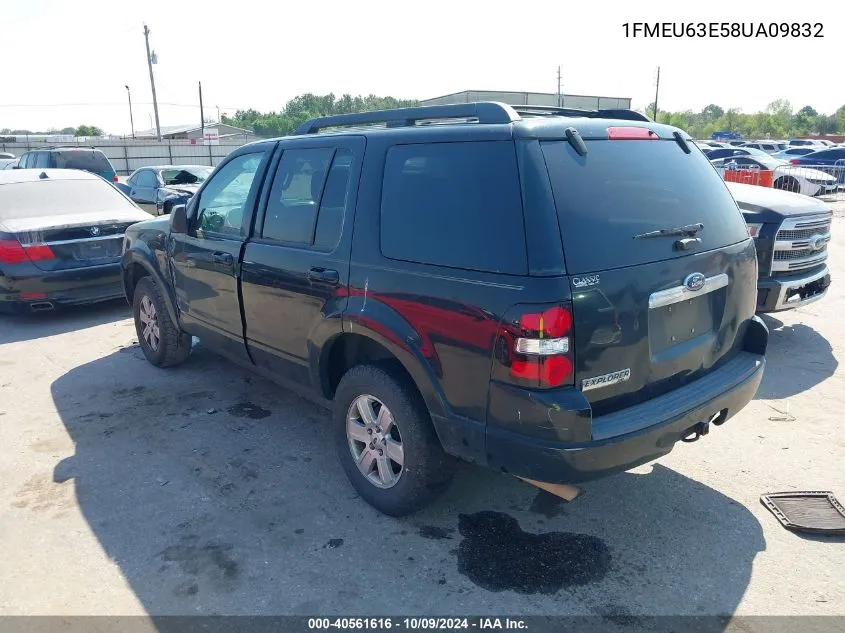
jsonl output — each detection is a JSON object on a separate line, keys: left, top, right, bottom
{"left": 682, "top": 421, "right": 710, "bottom": 443}
{"left": 682, "top": 409, "right": 728, "bottom": 443}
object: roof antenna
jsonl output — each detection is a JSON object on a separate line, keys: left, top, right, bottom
{"left": 39, "top": 171, "right": 49, "bottom": 179}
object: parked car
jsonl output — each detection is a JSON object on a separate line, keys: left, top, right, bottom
{"left": 0, "top": 169, "right": 150, "bottom": 313}
{"left": 741, "top": 142, "right": 787, "bottom": 153}
{"left": 0, "top": 152, "right": 15, "bottom": 159}
{"left": 16, "top": 148, "right": 117, "bottom": 183}
{"left": 728, "top": 182, "right": 831, "bottom": 312}
{"left": 703, "top": 147, "right": 770, "bottom": 160}
{"left": 711, "top": 155, "right": 837, "bottom": 196}
{"left": 816, "top": 140, "right": 836, "bottom": 147}
{"left": 787, "top": 147, "right": 845, "bottom": 184}
{"left": 787, "top": 139, "right": 825, "bottom": 147}
{"left": 117, "top": 165, "right": 213, "bottom": 215}
{"left": 0, "top": 158, "right": 17, "bottom": 170}
{"left": 772, "top": 147, "right": 817, "bottom": 160}
{"left": 121, "top": 102, "right": 767, "bottom": 516}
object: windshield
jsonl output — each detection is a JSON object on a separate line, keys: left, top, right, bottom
{"left": 541, "top": 139, "right": 749, "bottom": 273}
{"left": 160, "top": 166, "right": 212, "bottom": 186}
{"left": 0, "top": 179, "right": 132, "bottom": 220}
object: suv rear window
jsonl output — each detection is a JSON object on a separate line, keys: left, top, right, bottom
{"left": 53, "top": 150, "right": 113, "bottom": 173}
{"left": 541, "top": 140, "right": 749, "bottom": 273}
{"left": 380, "top": 141, "right": 526, "bottom": 275}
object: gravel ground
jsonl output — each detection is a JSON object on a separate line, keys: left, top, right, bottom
{"left": 1, "top": 205, "right": 843, "bottom": 622}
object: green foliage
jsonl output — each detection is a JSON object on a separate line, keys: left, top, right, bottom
{"left": 222, "top": 93, "right": 419, "bottom": 137}
{"left": 75, "top": 125, "right": 103, "bottom": 137}
{"left": 652, "top": 103, "right": 845, "bottom": 139}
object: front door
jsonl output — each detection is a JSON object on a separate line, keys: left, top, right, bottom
{"left": 170, "top": 148, "right": 273, "bottom": 361}
{"left": 240, "top": 136, "right": 364, "bottom": 386}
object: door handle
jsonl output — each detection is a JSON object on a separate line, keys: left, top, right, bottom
{"left": 212, "top": 251, "right": 234, "bottom": 266}
{"left": 308, "top": 267, "right": 339, "bottom": 285}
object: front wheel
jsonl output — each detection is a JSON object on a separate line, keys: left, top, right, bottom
{"left": 334, "top": 364, "right": 456, "bottom": 516}
{"left": 774, "top": 176, "right": 800, "bottom": 193}
{"left": 133, "top": 276, "right": 191, "bottom": 367}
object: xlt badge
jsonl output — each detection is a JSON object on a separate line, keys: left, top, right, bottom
{"left": 581, "top": 368, "right": 631, "bottom": 392}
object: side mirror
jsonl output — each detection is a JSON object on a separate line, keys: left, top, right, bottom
{"left": 170, "top": 205, "right": 188, "bottom": 234}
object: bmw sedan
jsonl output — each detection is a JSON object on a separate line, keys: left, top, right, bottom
{"left": 117, "top": 164, "right": 212, "bottom": 216}
{"left": 0, "top": 169, "right": 150, "bottom": 313}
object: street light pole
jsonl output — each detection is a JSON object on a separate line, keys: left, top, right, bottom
{"left": 124, "top": 85, "right": 135, "bottom": 139}
{"left": 143, "top": 24, "right": 162, "bottom": 141}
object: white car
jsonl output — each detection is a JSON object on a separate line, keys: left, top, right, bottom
{"left": 712, "top": 155, "right": 838, "bottom": 197}
{"left": 741, "top": 141, "right": 788, "bottom": 154}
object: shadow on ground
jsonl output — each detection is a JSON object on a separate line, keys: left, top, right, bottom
{"left": 755, "top": 314, "right": 837, "bottom": 400}
{"left": 44, "top": 344, "right": 765, "bottom": 622}
{"left": 0, "top": 299, "right": 129, "bottom": 345}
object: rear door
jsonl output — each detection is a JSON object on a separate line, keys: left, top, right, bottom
{"left": 541, "top": 135, "right": 757, "bottom": 417}
{"left": 240, "top": 136, "right": 364, "bottom": 385}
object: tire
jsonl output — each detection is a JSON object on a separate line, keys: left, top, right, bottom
{"left": 133, "top": 276, "right": 191, "bottom": 367}
{"left": 774, "top": 176, "right": 800, "bottom": 193}
{"left": 334, "top": 364, "right": 456, "bottom": 516}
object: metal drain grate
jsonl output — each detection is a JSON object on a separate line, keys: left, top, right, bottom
{"left": 761, "top": 491, "right": 845, "bottom": 535}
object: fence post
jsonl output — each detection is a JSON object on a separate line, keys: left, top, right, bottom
{"left": 208, "top": 139, "right": 213, "bottom": 167}
{"left": 123, "top": 143, "right": 130, "bottom": 176}
{"left": 168, "top": 140, "right": 173, "bottom": 163}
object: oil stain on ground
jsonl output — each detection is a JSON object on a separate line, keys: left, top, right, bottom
{"left": 457, "top": 511, "right": 610, "bottom": 594}
{"left": 227, "top": 402, "right": 271, "bottom": 419}
{"left": 418, "top": 525, "right": 454, "bottom": 540}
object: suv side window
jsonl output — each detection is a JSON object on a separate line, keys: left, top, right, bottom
{"left": 380, "top": 141, "right": 527, "bottom": 274}
{"left": 34, "top": 152, "right": 51, "bottom": 168}
{"left": 195, "top": 152, "right": 264, "bottom": 237}
{"left": 21, "top": 153, "right": 34, "bottom": 168}
{"left": 261, "top": 148, "right": 333, "bottom": 245}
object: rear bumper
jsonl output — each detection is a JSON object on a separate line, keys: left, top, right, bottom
{"left": 756, "top": 266, "right": 830, "bottom": 312}
{"left": 0, "top": 263, "right": 124, "bottom": 312}
{"left": 484, "top": 351, "right": 764, "bottom": 483}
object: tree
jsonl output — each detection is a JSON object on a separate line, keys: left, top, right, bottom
{"left": 701, "top": 104, "right": 724, "bottom": 120}
{"left": 797, "top": 105, "right": 818, "bottom": 118}
{"left": 75, "top": 125, "right": 103, "bottom": 137}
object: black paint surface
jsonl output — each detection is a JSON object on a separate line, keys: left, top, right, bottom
{"left": 456, "top": 511, "right": 610, "bottom": 594}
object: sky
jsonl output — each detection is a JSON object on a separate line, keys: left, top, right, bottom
{"left": 2, "top": 0, "right": 842, "bottom": 135}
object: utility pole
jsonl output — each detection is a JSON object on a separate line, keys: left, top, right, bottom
{"left": 124, "top": 85, "right": 135, "bottom": 139}
{"left": 199, "top": 81, "right": 205, "bottom": 136}
{"left": 652, "top": 66, "right": 660, "bottom": 122}
{"left": 557, "top": 66, "right": 562, "bottom": 107}
{"left": 144, "top": 24, "right": 162, "bottom": 141}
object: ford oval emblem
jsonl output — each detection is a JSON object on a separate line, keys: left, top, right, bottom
{"left": 684, "top": 272, "right": 706, "bottom": 292}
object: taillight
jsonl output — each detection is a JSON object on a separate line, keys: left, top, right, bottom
{"left": 789, "top": 159, "right": 800, "bottom": 165}
{"left": 0, "top": 239, "right": 55, "bottom": 264}
{"left": 113, "top": 175, "right": 119, "bottom": 182}
{"left": 495, "top": 304, "right": 575, "bottom": 389}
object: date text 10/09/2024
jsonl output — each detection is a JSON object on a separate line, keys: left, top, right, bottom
{"left": 623, "top": 22, "right": 824, "bottom": 38}
{"left": 308, "top": 618, "right": 527, "bottom": 630}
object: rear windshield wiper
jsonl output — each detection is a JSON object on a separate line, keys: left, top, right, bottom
{"left": 634, "top": 223, "right": 704, "bottom": 239}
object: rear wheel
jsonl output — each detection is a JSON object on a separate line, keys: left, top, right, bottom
{"left": 133, "top": 277, "right": 191, "bottom": 367}
{"left": 334, "top": 364, "right": 455, "bottom": 516}
{"left": 774, "top": 176, "right": 800, "bottom": 193}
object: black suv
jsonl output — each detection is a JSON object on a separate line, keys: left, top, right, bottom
{"left": 17, "top": 148, "right": 117, "bottom": 183}
{"left": 121, "top": 102, "right": 768, "bottom": 516}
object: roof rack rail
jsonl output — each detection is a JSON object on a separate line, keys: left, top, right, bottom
{"left": 292, "top": 101, "right": 521, "bottom": 135}
{"left": 510, "top": 105, "right": 651, "bottom": 123}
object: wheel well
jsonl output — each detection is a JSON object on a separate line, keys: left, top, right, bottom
{"left": 124, "top": 262, "right": 150, "bottom": 300}
{"left": 322, "top": 334, "right": 417, "bottom": 401}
